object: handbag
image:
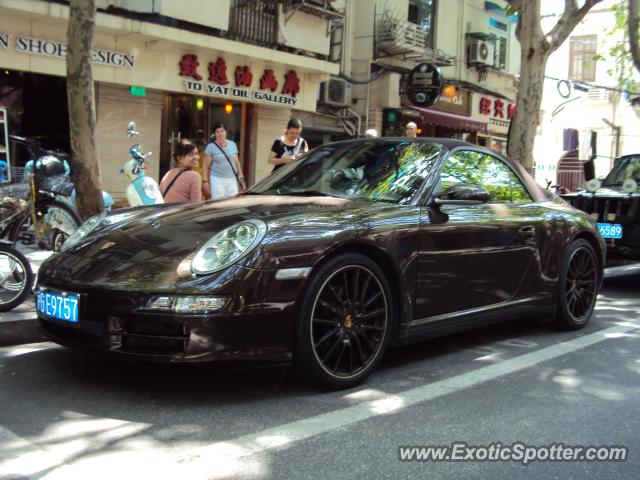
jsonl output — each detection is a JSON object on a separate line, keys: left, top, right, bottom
{"left": 213, "top": 142, "right": 246, "bottom": 190}
{"left": 161, "top": 169, "right": 188, "bottom": 198}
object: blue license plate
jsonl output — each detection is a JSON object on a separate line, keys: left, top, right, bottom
{"left": 597, "top": 223, "right": 623, "bottom": 239}
{"left": 36, "top": 290, "right": 80, "bottom": 323}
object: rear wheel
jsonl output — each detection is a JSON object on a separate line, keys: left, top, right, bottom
{"left": 293, "top": 253, "right": 394, "bottom": 389}
{"left": 0, "top": 244, "right": 33, "bottom": 312}
{"left": 555, "top": 239, "right": 599, "bottom": 330}
{"left": 11, "top": 200, "right": 81, "bottom": 251}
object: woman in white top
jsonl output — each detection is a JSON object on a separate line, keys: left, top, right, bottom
{"left": 202, "top": 122, "right": 245, "bottom": 200}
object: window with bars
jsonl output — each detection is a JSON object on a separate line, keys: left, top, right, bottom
{"left": 408, "top": 0, "right": 436, "bottom": 49}
{"left": 569, "top": 35, "right": 597, "bottom": 82}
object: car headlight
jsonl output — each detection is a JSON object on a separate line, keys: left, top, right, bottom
{"left": 191, "top": 219, "right": 267, "bottom": 274}
{"left": 60, "top": 212, "right": 107, "bottom": 251}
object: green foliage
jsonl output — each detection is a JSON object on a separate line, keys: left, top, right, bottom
{"left": 599, "top": 0, "right": 640, "bottom": 90}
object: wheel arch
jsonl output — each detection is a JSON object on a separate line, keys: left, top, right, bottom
{"left": 571, "top": 230, "right": 605, "bottom": 280}
{"left": 301, "top": 241, "right": 410, "bottom": 341}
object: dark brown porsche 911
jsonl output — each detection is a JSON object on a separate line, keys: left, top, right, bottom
{"left": 35, "top": 138, "right": 605, "bottom": 388}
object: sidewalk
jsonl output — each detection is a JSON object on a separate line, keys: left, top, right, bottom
{"left": 0, "top": 246, "right": 52, "bottom": 346}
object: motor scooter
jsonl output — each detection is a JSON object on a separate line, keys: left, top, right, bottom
{"left": 120, "top": 122, "right": 164, "bottom": 207}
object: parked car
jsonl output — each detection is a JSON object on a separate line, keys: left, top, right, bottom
{"left": 35, "top": 138, "right": 605, "bottom": 388}
{"left": 561, "top": 154, "right": 640, "bottom": 262}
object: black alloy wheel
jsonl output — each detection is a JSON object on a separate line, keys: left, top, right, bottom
{"left": 555, "top": 239, "right": 599, "bottom": 330}
{"left": 294, "top": 253, "right": 394, "bottom": 389}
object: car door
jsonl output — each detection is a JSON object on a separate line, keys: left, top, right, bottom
{"left": 414, "top": 149, "right": 538, "bottom": 319}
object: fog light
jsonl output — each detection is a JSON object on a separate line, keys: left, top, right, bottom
{"left": 590, "top": 213, "right": 599, "bottom": 221}
{"left": 140, "top": 295, "right": 228, "bottom": 313}
{"left": 606, "top": 213, "right": 616, "bottom": 221}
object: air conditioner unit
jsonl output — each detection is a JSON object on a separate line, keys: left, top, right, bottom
{"left": 469, "top": 39, "right": 495, "bottom": 66}
{"left": 318, "top": 78, "right": 352, "bottom": 107}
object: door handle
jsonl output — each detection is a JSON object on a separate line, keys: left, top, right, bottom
{"left": 518, "top": 225, "right": 536, "bottom": 239}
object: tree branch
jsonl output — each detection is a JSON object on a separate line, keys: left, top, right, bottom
{"left": 547, "top": 0, "right": 603, "bottom": 52}
{"left": 630, "top": 0, "right": 640, "bottom": 73}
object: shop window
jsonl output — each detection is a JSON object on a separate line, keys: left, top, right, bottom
{"left": 569, "top": 35, "right": 597, "bottom": 82}
{"left": 408, "top": 0, "right": 436, "bottom": 48}
{"left": 440, "top": 150, "right": 532, "bottom": 203}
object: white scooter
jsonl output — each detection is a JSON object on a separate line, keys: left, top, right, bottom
{"left": 120, "top": 122, "right": 164, "bottom": 207}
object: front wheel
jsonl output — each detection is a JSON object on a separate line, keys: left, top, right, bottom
{"left": 555, "top": 239, "right": 600, "bottom": 330}
{"left": 0, "top": 244, "right": 33, "bottom": 312}
{"left": 293, "top": 253, "right": 394, "bottom": 389}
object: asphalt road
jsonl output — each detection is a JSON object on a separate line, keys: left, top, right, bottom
{"left": 1, "top": 266, "right": 639, "bottom": 479}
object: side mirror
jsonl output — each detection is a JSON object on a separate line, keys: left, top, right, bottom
{"left": 434, "top": 184, "right": 490, "bottom": 206}
{"left": 127, "top": 122, "right": 140, "bottom": 138}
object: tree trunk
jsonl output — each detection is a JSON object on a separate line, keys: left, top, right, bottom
{"left": 66, "top": 0, "right": 103, "bottom": 220}
{"left": 506, "top": 0, "right": 603, "bottom": 173}
{"left": 507, "top": 0, "right": 547, "bottom": 173}
{"left": 507, "top": 53, "right": 548, "bottom": 173}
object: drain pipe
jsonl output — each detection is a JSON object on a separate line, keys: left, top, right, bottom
{"left": 602, "top": 117, "right": 621, "bottom": 158}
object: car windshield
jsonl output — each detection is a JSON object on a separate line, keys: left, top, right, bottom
{"left": 603, "top": 155, "right": 640, "bottom": 187}
{"left": 248, "top": 140, "right": 443, "bottom": 204}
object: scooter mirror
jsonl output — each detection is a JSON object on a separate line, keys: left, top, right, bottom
{"left": 127, "top": 122, "right": 140, "bottom": 138}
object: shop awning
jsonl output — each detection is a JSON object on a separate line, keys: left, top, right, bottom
{"left": 411, "top": 106, "right": 488, "bottom": 132}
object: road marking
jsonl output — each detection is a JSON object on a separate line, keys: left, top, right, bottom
{"left": 181, "top": 321, "right": 640, "bottom": 465}
{"left": 2, "top": 321, "right": 638, "bottom": 478}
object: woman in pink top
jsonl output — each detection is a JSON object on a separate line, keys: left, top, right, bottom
{"left": 160, "top": 140, "right": 202, "bottom": 203}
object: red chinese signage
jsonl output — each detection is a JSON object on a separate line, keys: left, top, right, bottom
{"left": 179, "top": 54, "right": 203, "bottom": 81}
{"left": 208, "top": 58, "right": 229, "bottom": 85}
{"left": 178, "top": 54, "right": 301, "bottom": 97}
{"left": 479, "top": 96, "right": 515, "bottom": 120}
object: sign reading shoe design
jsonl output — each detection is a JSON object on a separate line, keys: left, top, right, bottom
{"left": 406, "top": 63, "right": 443, "bottom": 108}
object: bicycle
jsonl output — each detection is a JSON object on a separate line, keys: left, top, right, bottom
{"left": 0, "top": 241, "right": 33, "bottom": 311}
{"left": 1, "top": 135, "right": 81, "bottom": 251}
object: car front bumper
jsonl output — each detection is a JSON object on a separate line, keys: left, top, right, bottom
{"left": 36, "top": 266, "right": 306, "bottom": 366}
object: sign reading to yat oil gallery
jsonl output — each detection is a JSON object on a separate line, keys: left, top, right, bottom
{"left": 179, "top": 54, "right": 301, "bottom": 107}
{"left": 0, "top": 32, "right": 135, "bottom": 68}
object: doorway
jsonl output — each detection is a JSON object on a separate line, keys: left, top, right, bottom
{"left": 161, "top": 95, "right": 246, "bottom": 180}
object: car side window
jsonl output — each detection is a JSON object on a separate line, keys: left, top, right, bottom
{"left": 440, "top": 150, "right": 532, "bottom": 203}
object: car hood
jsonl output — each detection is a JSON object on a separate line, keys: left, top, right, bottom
{"left": 38, "top": 195, "right": 396, "bottom": 292}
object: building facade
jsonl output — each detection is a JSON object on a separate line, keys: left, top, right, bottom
{"left": 534, "top": 0, "right": 640, "bottom": 189}
{"left": 343, "top": 0, "right": 520, "bottom": 152}
{"left": 0, "top": 0, "right": 340, "bottom": 200}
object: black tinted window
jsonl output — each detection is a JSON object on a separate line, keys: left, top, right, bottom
{"left": 250, "top": 141, "right": 443, "bottom": 204}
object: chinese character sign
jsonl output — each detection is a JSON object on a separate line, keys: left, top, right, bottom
{"left": 282, "top": 70, "right": 301, "bottom": 97}
{"left": 209, "top": 58, "right": 229, "bottom": 85}
{"left": 179, "top": 54, "right": 203, "bottom": 81}
{"left": 494, "top": 99, "right": 504, "bottom": 118}
{"left": 260, "top": 69, "right": 279, "bottom": 92}
{"left": 235, "top": 66, "right": 253, "bottom": 87}
{"left": 479, "top": 97, "right": 492, "bottom": 116}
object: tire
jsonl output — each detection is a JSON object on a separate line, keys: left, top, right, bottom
{"left": 555, "top": 239, "right": 599, "bottom": 330}
{"left": 0, "top": 244, "right": 34, "bottom": 312}
{"left": 10, "top": 200, "right": 81, "bottom": 251}
{"left": 293, "top": 253, "right": 395, "bottom": 389}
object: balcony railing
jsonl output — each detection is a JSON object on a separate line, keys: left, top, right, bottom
{"left": 375, "top": 10, "right": 455, "bottom": 66}
{"left": 228, "top": 0, "right": 278, "bottom": 48}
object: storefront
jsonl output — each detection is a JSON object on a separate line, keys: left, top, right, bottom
{"left": 383, "top": 85, "right": 487, "bottom": 139}
{"left": 471, "top": 92, "right": 515, "bottom": 155}
{"left": 0, "top": 8, "right": 334, "bottom": 200}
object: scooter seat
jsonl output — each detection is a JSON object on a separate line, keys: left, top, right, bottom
{"left": 48, "top": 180, "right": 75, "bottom": 197}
